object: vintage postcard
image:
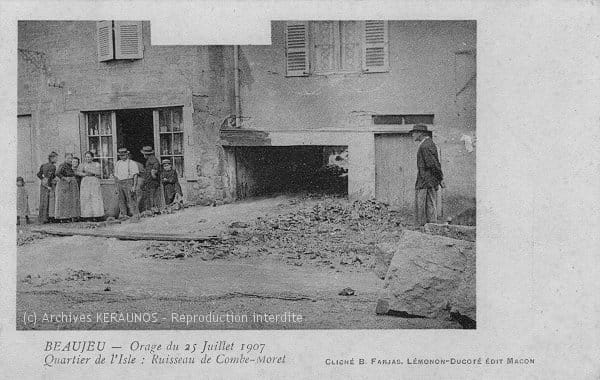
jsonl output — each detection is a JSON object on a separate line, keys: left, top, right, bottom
{"left": 1, "top": 0, "right": 598, "bottom": 379}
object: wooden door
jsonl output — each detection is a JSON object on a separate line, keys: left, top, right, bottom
{"left": 374, "top": 133, "right": 416, "bottom": 212}
{"left": 17, "top": 115, "right": 39, "bottom": 214}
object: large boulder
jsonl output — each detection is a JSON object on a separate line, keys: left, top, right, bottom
{"left": 376, "top": 230, "right": 475, "bottom": 321}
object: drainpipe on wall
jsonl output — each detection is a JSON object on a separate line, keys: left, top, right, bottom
{"left": 233, "top": 45, "right": 241, "bottom": 128}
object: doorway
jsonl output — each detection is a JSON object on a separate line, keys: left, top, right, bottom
{"left": 116, "top": 108, "right": 154, "bottom": 163}
{"left": 374, "top": 133, "right": 416, "bottom": 212}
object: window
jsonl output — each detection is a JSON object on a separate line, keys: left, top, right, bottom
{"left": 86, "top": 112, "right": 116, "bottom": 179}
{"left": 83, "top": 106, "right": 185, "bottom": 180}
{"left": 158, "top": 107, "right": 184, "bottom": 177}
{"left": 372, "top": 114, "right": 435, "bottom": 125}
{"left": 285, "top": 20, "right": 388, "bottom": 76}
{"left": 97, "top": 21, "right": 144, "bottom": 62}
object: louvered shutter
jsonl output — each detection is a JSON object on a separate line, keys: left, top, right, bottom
{"left": 114, "top": 21, "right": 143, "bottom": 59}
{"left": 285, "top": 21, "right": 309, "bottom": 77}
{"left": 362, "top": 20, "right": 389, "bottom": 73}
{"left": 97, "top": 20, "right": 114, "bottom": 62}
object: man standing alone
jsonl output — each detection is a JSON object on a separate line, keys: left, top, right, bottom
{"left": 411, "top": 124, "right": 444, "bottom": 226}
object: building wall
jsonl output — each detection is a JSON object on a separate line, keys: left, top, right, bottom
{"left": 237, "top": 21, "right": 477, "bottom": 216}
{"left": 18, "top": 20, "right": 476, "bottom": 217}
{"left": 18, "top": 21, "right": 235, "bottom": 212}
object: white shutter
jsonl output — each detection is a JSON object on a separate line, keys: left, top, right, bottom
{"left": 285, "top": 21, "right": 309, "bottom": 77}
{"left": 97, "top": 20, "right": 114, "bottom": 62}
{"left": 114, "top": 21, "right": 143, "bottom": 60}
{"left": 362, "top": 20, "right": 389, "bottom": 73}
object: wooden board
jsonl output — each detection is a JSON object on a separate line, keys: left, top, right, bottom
{"left": 30, "top": 226, "right": 219, "bottom": 242}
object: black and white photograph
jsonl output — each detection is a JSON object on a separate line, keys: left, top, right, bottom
{"left": 15, "top": 19, "right": 476, "bottom": 330}
{"left": 1, "top": 0, "right": 599, "bottom": 378}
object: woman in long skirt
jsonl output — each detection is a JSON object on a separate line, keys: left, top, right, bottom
{"left": 37, "top": 151, "right": 58, "bottom": 223}
{"left": 77, "top": 151, "right": 105, "bottom": 221}
{"left": 55, "top": 153, "right": 80, "bottom": 222}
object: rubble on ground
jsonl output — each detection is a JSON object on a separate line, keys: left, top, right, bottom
{"left": 21, "top": 268, "right": 118, "bottom": 287}
{"left": 17, "top": 229, "right": 47, "bottom": 246}
{"left": 143, "top": 196, "right": 406, "bottom": 274}
{"left": 424, "top": 223, "right": 476, "bottom": 242}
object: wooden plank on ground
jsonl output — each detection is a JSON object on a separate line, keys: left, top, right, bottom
{"left": 30, "top": 226, "right": 220, "bottom": 242}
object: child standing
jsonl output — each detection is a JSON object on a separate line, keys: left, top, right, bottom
{"left": 160, "top": 159, "right": 183, "bottom": 205}
{"left": 17, "top": 176, "right": 30, "bottom": 225}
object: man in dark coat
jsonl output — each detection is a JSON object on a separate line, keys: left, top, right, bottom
{"left": 411, "top": 124, "right": 444, "bottom": 226}
{"left": 139, "top": 145, "right": 162, "bottom": 211}
{"left": 37, "top": 151, "right": 58, "bottom": 223}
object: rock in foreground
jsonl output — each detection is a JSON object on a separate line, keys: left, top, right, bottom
{"left": 376, "top": 230, "right": 475, "bottom": 322}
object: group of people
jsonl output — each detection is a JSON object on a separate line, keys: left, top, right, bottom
{"left": 17, "top": 145, "right": 182, "bottom": 225}
{"left": 19, "top": 127, "right": 440, "bottom": 227}
{"left": 32, "top": 150, "right": 105, "bottom": 224}
{"left": 113, "top": 145, "right": 183, "bottom": 222}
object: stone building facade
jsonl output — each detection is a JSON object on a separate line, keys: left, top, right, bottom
{"left": 18, "top": 20, "right": 475, "bottom": 218}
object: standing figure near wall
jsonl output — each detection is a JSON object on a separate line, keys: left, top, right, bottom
{"left": 55, "top": 153, "right": 81, "bottom": 222}
{"left": 129, "top": 152, "right": 145, "bottom": 212}
{"left": 160, "top": 159, "right": 183, "bottom": 205}
{"left": 113, "top": 148, "right": 140, "bottom": 221}
{"left": 140, "top": 146, "right": 162, "bottom": 212}
{"left": 17, "top": 176, "right": 30, "bottom": 225}
{"left": 37, "top": 151, "right": 58, "bottom": 224}
{"left": 411, "top": 124, "right": 445, "bottom": 226}
{"left": 77, "top": 151, "right": 105, "bottom": 221}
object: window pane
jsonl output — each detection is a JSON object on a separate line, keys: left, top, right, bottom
{"left": 100, "top": 112, "right": 112, "bottom": 135}
{"left": 88, "top": 114, "right": 99, "bottom": 135}
{"left": 101, "top": 158, "right": 114, "bottom": 179}
{"left": 159, "top": 109, "right": 171, "bottom": 132}
{"left": 100, "top": 136, "right": 113, "bottom": 157}
{"left": 173, "top": 156, "right": 184, "bottom": 177}
{"left": 88, "top": 136, "right": 100, "bottom": 157}
{"left": 313, "top": 21, "right": 336, "bottom": 72}
{"left": 172, "top": 108, "right": 182, "bottom": 131}
{"left": 173, "top": 133, "right": 183, "bottom": 155}
{"left": 340, "top": 21, "right": 361, "bottom": 71}
{"left": 403, "top": 115, "right": 435, "bottom": 124}
{"left": 160, "top": 134, "right": 172, "bottom": 155}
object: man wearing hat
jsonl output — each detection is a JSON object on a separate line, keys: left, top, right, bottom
{"left": 113, "top": 147, "right": 140, "bottom": 220}
{"left": 139, "top": 145, "right": 162, "bottom": 211}
{"left": 411, "top": 124, "right": 445, "bottom": 226}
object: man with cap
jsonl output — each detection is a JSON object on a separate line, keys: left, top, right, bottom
{"left": 36, "top": 151, "right": 58, "bottom": 223}
{"left": 411, "top": 124, "right": 445, "bottom": 226}
{"left": 139, "top": 145, "right": 161, "bottom": 212}
{"left": 113, "top": 147, "right": 140, "bottom": 220}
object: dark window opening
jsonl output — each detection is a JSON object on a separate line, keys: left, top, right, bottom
{"left": 373, "top": 114, "right": 434, "bottom": 125}
{"left": 231, "top": 145, "right": 348, "bottom": 199}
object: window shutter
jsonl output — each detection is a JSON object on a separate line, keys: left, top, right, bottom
{"left": 362, "top": 20, "right": 389, "bottom": 73}
{"left": 114, "top": 21, "right": 143, "bottom": 59}
{"left": 285, "top": 21, "right": 309, "bottom": 77}
{"left": 97, "top": 20, "right": 114, "bottom": 62}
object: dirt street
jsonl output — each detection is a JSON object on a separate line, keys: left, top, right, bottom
{"left": 17, "top": 195, "right": 460, "bottom": 329}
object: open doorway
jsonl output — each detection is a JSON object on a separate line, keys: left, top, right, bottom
{"left": 116, "top": 108, "right": 154, "bottom": 163}
{"left": 231, "top": 145, "right": 349, "bottom": 199}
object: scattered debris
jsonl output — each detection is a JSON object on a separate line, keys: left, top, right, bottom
{"left": 21, "top": 268, "right": 118, "bottom": 287}
{"left": 143, "top": 196, "right": 405, "bottom": 274}
{"left": 17, "top": 230, "right": 47, "bottom": 246}
{"left": 338, "top": 287, "right": 355, "bottom": 296}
